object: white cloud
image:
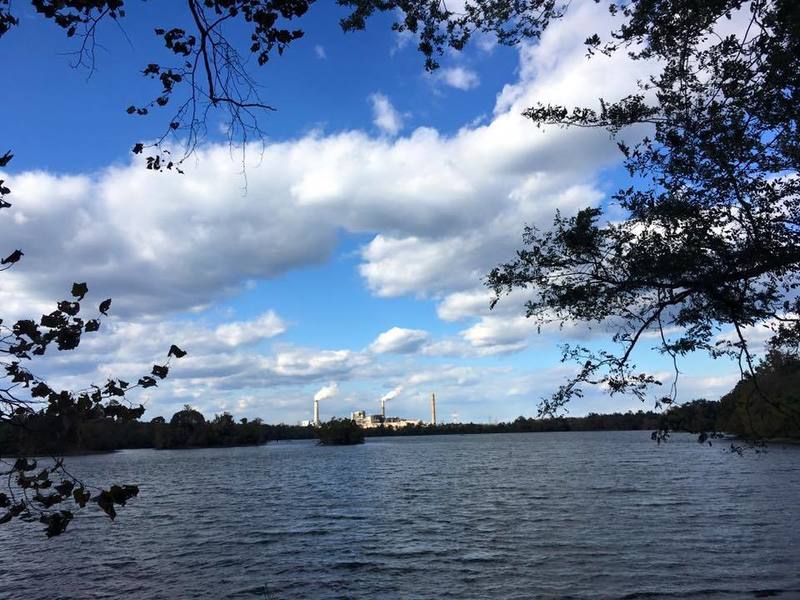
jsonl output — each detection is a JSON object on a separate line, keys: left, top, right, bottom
{"left": 215, "top": 311, "right": 286, "bottom": 346}
{"left": 370, "top": 327, "right": 430, "bottom": 354}
{"left": 437, "top": 66, "right": 480, "bottom": 90}
{"left": 314, "top": 44, "right": 327, "bottom": 59}
{"left": 437, "top": 288, "right": 497, "bottom": 321}
{"left": 461, "top": 315, "right": 535, "bottom": 353}
{"left": 2, "top": 2, "right": 638, "bottom": 327}
{"left": 0, "top": 2, "right": 675, "bottom": 421}
{"left": 369, "top": 92, "right": 404, "bottom": 136}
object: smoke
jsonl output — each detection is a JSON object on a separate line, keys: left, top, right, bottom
{"left": 380, "top": 386, "right": 402, "bottom": 403}
{"left": 314, "top": 382, "right": 338, "bottom": 402}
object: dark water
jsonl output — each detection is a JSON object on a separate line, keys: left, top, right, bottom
{"left": 2, "top": 431, "right": 800, "bottom": 599}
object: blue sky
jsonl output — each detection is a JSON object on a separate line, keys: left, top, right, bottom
{"left": 0, "top": 2, "right": 747, "bottom": 424}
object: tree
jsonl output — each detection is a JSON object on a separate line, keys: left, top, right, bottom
{"left": 718, "top": 350, "right": 800, "bottom": 440}
{"left": 475, "top": 1, "right": 800, "bottom": 425}
{"left": 339, "top": 1, "right": 800, "bottom": 436}
{"left": 1, "top": 153, "right": 186, "bottom": 536}
{"left": 316, "top": 417, "right": 365, "bottom": 445}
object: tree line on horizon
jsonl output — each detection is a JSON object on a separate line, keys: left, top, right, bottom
{"left": 3, "top": 349, "right": 798, "bottom": 455}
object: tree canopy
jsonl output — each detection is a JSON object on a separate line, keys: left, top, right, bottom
{"left": 484, "top": 0, "right": 800, "bottom": 428}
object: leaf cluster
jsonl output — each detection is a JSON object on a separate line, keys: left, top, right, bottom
{"left": 0, "top": 154, "right": 186, "bottom": 535}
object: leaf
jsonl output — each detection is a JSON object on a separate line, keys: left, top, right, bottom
{"left": 132, "top": 142, "right": 144, "bottom": 154}
{"left": 54, "top": 480, "right": 75, "bottom": 497}
{"left": 151, "top": 364, "right": 169, "bottom": 379}
{"left": 13, "top": 458, "right": 37, "bottom": 472}
{"left": 1, "top": 249, "right": 23, "bottom": 265}
{"left": 31, "top": 382, "right": 52, "bottom": 398}
{"left": 0, "top": 151, "right": 12, "bottom": 167}
{"left": 109, "top": 484, "right": 139, "bottom": 505}
{"left": 168, "top": 344, "right": 187, "bottom": 358}
{"left": 57, "top": 301, "right": 80, "bottom": 316}
{"left": 99, "top": 298, "right": 112, "bottom": 315}
{"left": 85, "top": 319, "right": 100, "bottom": 332}
{"left": 95, "top": 491, "right": 116, "bottom": 520}
{"left": 73, "top": 487, "right": 90, "bottom": 508}
{"left": 137, "top": 376, "right": 157, "bottom": 388}
{"left": 41, "top": 511, "right": 73, "bottom": 537}
{"left": 71, "top": 282, "right": 88, "bottom": 300}
{"left": 41, "top": 311, "right": 65, "bottom": 328}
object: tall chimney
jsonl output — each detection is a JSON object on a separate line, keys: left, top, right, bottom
{"left": 381, "top": 398, "right": 386, "bottom": 420}
{"left": 313, "top": 398, "right": 320, "bottom": 425}
{"left": 431, "top": 393, "right": 436, "bottom": 425}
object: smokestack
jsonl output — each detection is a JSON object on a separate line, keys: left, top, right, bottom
{"left": 313, "top": 382, "right": 337, "bottom": 425}
{"left": 379, "top": 387, "right": 400, "bottom": 421}
{"left": 431, "top": 393, "right": 436, "bottom": 425}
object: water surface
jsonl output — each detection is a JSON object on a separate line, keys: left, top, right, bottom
{"left": 2, "top": 431, "right": 799, "bottom": 599}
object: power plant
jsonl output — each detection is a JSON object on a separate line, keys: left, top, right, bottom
{"left": 350, "top": 391, "right": 440, "bottom": 429}
{"left": 305, "top": 389, "right": 440, "bottom": 428}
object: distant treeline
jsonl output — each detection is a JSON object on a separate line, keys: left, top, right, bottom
{"left": 0, "top": 404, "right": 720, "bottom": 455}
{"left": 0, "top": 406, "right": 315, "bottom": 455}
{"left": 2, "top": 350, "right": 798, "bottom": 455}
{"left": 366, "top": 410, "right": 665, "bottom": 437}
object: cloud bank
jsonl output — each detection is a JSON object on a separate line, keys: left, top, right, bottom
{"left": 1, "top": 3, "right": 689, "bottom": 422}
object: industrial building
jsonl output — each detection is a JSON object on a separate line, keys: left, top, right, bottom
{"left": 349, "top": 410, "right": 422, "bottom": 429}
{"left": 349, "top": 392, "right": 436, "bottom": 429}
{"left": 305, "top": 391, "right": 438, "bottom": 428}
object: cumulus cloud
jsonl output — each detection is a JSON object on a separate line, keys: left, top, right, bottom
{"left": 369, "top": 92, "right": 404, "bottom": 136}
{"left": 370, "top": 326, "right": 430, "bottom": 354}
{"left": 2, "top": 2, "right": 641, "bottom": 326}
{"left": 0, "top": 2, "right": 669, "bottom": 421}
{"left": 215, "top": 311, "right": 286, "bottom": 346}
{"left": 461, "top": 315, "right": 534, "bottom": 353}
{"left": 437, "top": 66, "right": 480, "bottom": 90}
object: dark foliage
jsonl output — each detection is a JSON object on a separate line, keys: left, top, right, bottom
{"left": 339, "top": 1, "right": 566, "bottom": 70}
{"left": 717, "top": 350, "right": 800, "bottom": 440}
{"left": 365, "top": 410, "right": 664, "bottom": 437}
{"left": 0, "top": 0, "right": 319, "bottom": 171}
{"left": 1, "top": 1, "right": 574, "bottom": 170}
{"left": 0, "top": 153, "right": 185, "bottom": 536}
{"left": 0, "top": 408, "right": 315, "bottom": 454}
{"left": 315, "top": 418, "right": 365, "bottom": 445}
{"left": 482, "top": 0, "right": 800, "bottom": 418}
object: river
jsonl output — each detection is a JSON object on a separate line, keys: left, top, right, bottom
{"left": 1, "top": 431, "right": 799, "bottom": 599}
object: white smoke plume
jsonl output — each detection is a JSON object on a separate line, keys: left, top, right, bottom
{"left": 314, "top": 382, "right": 339, "bottom": 402}
{"left": 380, "top": 386, "right": 402, "bottom": 403}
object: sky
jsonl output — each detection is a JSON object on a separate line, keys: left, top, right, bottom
{"left": 0, "top": 2, "right": 755, "bottom": 424}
